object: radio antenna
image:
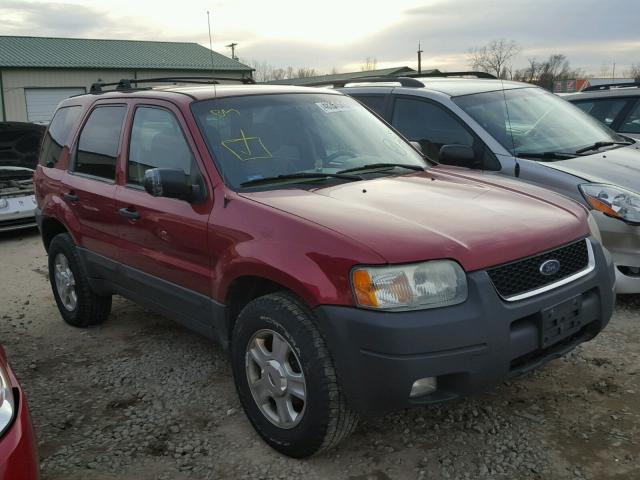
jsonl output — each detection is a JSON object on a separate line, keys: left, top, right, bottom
{"left": 500, "top": 77, "right": 520, "bottom": 177}
{"left": 207, "top": 11, "right": 215, "bottom": 80}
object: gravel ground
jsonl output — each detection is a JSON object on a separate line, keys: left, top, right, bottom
{"left": 1, "top": 228, "right": 639, "bottom": 480}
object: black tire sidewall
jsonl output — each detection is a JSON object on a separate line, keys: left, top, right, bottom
{"left": 231, "top": 295, "right": 332, "bottom": 457}
{"left": 48, "top": 234, "right": 89, "bottom": 326}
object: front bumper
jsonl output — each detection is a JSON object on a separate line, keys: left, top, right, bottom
{"left": 0, "top": 194, "right": 37, "bottom": 232}
{"left": 314, "top": 237, "right": 615, "bottom": 416}
{"left": 0, "top": 379, "right": 39, "bottom": 480}
{"left": 593, "top": 211, "right": 640, "bottom": 294}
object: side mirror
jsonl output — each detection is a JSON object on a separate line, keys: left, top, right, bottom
{"left": 438, "top": 144, "right": 478, "bottom": 168}
{"left": 143, "top": 168, "right": 202, "bottom": 203}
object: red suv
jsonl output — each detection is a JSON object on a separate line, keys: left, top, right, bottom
{"left": 34, "top": 79, "right": 615, "bottom": 457}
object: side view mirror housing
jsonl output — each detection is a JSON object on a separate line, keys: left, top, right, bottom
{"left": 438, "top": 144, "right": 479, "bottom": 168}
{"left": 143, "top": 168, "right": 203, "bottom": 203}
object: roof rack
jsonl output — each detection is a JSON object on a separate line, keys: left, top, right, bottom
{"left": 582, "top": 81, "right": 640, "bottom": 92}
{"left": 89, "top": 76, "right": 255, "bottom": 94}
{"left": 305, "top": 76, "right": 425, "bottom": 88}
{"left": 404, "top": 71, "right": 498, "bottom": 79}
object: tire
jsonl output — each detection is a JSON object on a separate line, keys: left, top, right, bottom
{"left": 231, "top": 292, "right": 358, "bottom": 458}
{"left": 48, "top": 233, "right": 112, "bottom": 327}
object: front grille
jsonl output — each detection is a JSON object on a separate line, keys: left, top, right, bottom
{"left": 487, "top": 239, "right": 589, "bottom": 299}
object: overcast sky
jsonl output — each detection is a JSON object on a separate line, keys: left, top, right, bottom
{"left": 2, "top": 0, "right": 639, "bottom": 76}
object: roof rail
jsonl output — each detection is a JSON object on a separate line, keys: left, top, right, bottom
{"left": 581, "top": 81, "right": 640, "bottom": 92}
{"left": 404, "top": 71, "right": 498, "bottom": 79}
{"left": 89, "top": 76, "right": 256, "bottom": 94}
{"left": 305, "top": 76, "right": 424, "bottom": 88}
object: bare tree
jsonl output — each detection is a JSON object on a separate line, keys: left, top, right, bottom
{"left": 240, "top": 59, "right": 318, "bottom": 82}
{"left": 467, "top": 39, "right": 521, "bottom": 79}
{"left": 360, "top": 57, "right": 377, "bottom": 71}
{"left": 626, "top": 63, "right": 640, "bottom": 81}
{"left": 296, "top": 67, "right": 318, "bottom": 78}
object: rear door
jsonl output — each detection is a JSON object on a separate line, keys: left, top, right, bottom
{"left": 61, "top": 102, "right": 127, "bottom": 260}
{"left": 114, "top": 101, "right": 213, "bottom": 321}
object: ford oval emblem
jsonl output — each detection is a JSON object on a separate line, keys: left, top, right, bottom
{"left": 539, "top": 259, "right": 561, "bottom": 276}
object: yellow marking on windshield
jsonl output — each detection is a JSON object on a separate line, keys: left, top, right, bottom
{"left": 221, "top": 129, "right": 273, "bottom": 161}
{"left": 209, "top": 108, "right": 240, "bottom": 119}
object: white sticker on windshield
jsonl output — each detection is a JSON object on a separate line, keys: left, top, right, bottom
{"left": 316, "top": 101, "right": 351, "bottom": 114}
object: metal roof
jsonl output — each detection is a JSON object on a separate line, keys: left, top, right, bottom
{"left": 0, "top": 36, "right": 253, "bottom": 72}
{"left": 265, "top": 66, "right": 420, "bottom": 86}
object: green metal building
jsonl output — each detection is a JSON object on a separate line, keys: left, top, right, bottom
{"left": 0, "top": 36, "right": 253, "bottom": 123}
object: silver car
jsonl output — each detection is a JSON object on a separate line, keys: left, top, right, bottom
{"left": 565, "top": 82, "right": 640, "bottom": 140}
{"left": 336, "top": 77, "right": 640, "bottom": 293}
{"left": 0, "top": 122, "right": 43, "bottom": 232}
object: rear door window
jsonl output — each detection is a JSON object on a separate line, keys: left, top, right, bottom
{"left": 74, "top": 106, "right": 126, "bottom": 180}
{"left": 40, "top": 106, "right": 83, "bottom": 166}
{"left": 573, "top": 98, "right": 627, "bottom": 127}
{"left": 127, "top": 107, "right": 197, "bottom": 186}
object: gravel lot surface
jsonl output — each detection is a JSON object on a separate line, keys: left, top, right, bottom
{"left": 1, "top": 229, "right": 639, "bottom": 480}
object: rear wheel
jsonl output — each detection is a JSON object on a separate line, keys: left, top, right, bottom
{"left": 48, "top": 233, "right": 112, "bottom": 327}
{"left": 231, "top": 292, "right": 358, "bottom": 457}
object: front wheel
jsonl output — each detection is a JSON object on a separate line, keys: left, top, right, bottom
{"left": 231, "top": 292, "right": 358, "bottom": 457}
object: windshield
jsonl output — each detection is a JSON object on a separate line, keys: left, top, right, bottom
{"left": 453, "top": 87, "right": 630, "bottom": 157}
{"left": 191, "top": 93, "right": 426, "bottom": 189}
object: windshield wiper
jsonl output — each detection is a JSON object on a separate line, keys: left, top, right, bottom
{"left": 515, "top": 151, "right": 578, "bottom": 160}
{"left": 575, "top": 141, "right": 633, "bottom": 154}
{"left": 337, "top": 163, "right": 425, "bottom": 174}
{"left": 240, "top": 172, "right": 362, "bottom": 187}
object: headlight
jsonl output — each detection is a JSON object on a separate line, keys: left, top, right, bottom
{"left": 0, "top": 198, "right": 7, "bottom": 209}
{"left": 587, "top": 211, "right": 602, "bottom": 243}
{"left": 0, "top": 362, "right": 15, "bottom": 437}
{"left": 580, "top": 184, "right": 640, "bottom": 225}
{"left": 351, "top": 260, "right": 468, "bottom": 311}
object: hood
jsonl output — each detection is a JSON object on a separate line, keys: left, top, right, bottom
{"left": 240, "top": 170, "right": 588, "bottom": 271}
{"left": 0, "top": 122, "right": 45, "bottom": 170}
{"left": 543, "top": 143, "right": 640, "bottom": 192}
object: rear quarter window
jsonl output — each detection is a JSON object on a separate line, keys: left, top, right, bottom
{"left": 40, "top": 106, "right": 83, "bottom": 167}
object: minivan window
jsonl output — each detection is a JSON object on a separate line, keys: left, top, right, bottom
{"left": 128, "top": 107, "right": 196, "bottom": 186}
{"left": 454, "top": 88, "right": 627, "bottom": 156}
{"left": 620, "top": 101, "right": 640, "bottom": 134}
{"left": 191, "top": 93, "right": 425, "bottom": 189}
{"left": 40, "top": 105, "right": 82, "bottom": 166}
{"left": 573, "top": 99, "right": 626, "bottom": 126}
{"left": 392, "top": 97, "right": 474, "bottom": 161}
{"left": 74, "top": 106, "right": 126, "bottom": 180}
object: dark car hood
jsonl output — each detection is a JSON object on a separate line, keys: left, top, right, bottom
{"left": 543, "top": 144, "right": 640, "bottom": 191}
{"left": 241, "top": 170, "right": 588, "bottom": 271}
{"left": 0, "top": 122, "right": 45, "bottom": 170}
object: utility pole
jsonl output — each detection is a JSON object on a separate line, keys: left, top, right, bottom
{"left": 417, "top": 42, "right": 423, "bottom": 74}
{"left": 226, "top": 42, "right": 238, "bottom": 61}
{"left": 612, "top": 61, "right": 616, "bottom": 82}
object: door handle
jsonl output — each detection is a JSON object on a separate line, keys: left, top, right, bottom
{"left": 118, "top": 207, "right": 140, "bottom": 220}
{"left": 63, "top": 192, "right": 79, "bottom": 202}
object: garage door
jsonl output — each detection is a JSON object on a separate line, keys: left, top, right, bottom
{"left": 24, "top": 88, "right": 85, "bottom": 124}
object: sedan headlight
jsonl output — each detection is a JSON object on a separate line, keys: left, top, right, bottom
{"left": 580, "top": 184, "right": 640, "bottom": 225}
{"left": 0, "top": 198, "right": 7, "bottom": 209}
{"left": 0, "top": 362, "right": 15, "bottom": 437}
{"left": 351, "top": 260, "right": 468, "bottom": 311}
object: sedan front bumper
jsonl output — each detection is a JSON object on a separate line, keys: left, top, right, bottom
{"left": 0, "top": 195, "right": 37, "bottom": 232}
{"left": 594, "top": 211, "right": 640, "bottom": 293}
